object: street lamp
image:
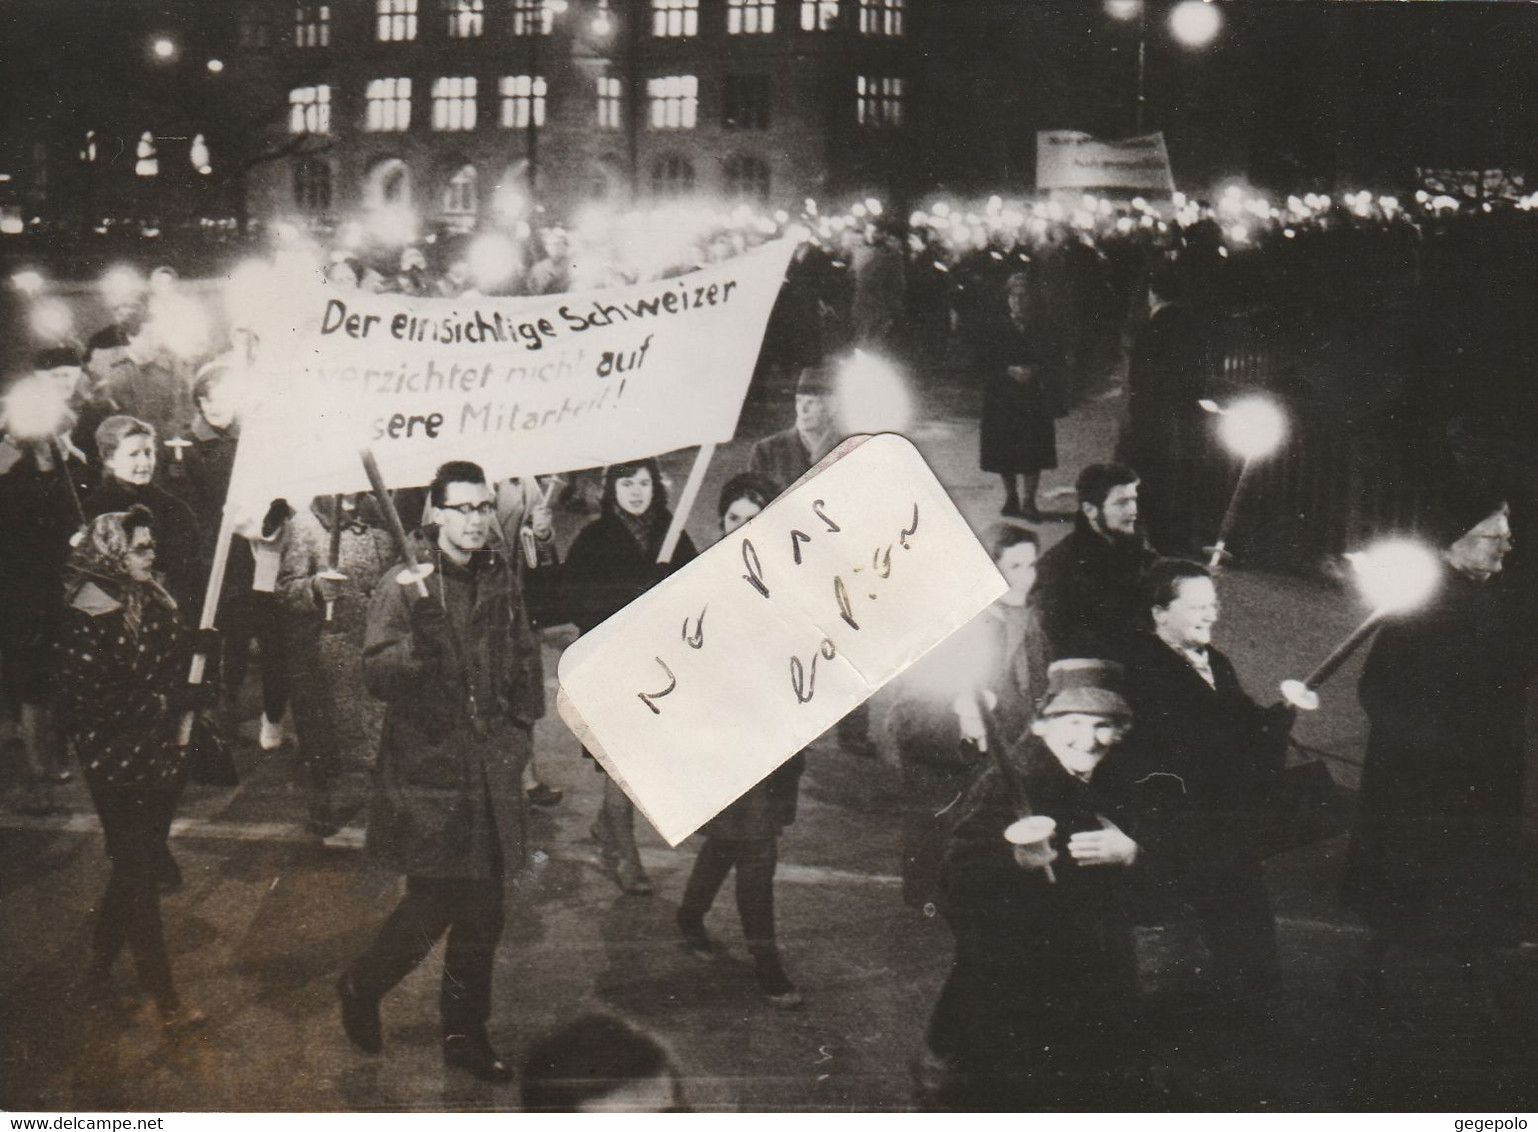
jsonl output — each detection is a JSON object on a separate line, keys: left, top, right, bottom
{"left": 151, "top": 36, "right": 177, "bottom": 61}
{"left": 1169, "top": 0, "right": 1222, "bottom": 48}
{"left": 1103, "top": 0, "right": 1221, "bottom": 134}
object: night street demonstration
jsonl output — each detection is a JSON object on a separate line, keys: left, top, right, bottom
{"left": 3, "top": 0, "right": 1538, "bottom": 1118}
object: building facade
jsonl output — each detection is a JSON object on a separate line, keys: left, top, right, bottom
{"left": 224, "top": 0, "right": 920, "bottom": 232}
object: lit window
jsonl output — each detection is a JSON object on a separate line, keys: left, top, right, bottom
{"left": 858, "top": 0, "right": 901, "bottom": 36}
{"left": 801, "top": 0, "right": 837, "bottom": 31}
{"left": 597, "top": 76, "right": 622, "bottom": 129}
{"left": 81, "top": 130, "right": 98, "bottom": 163}
{"left": 365, "top": 77, "right": 412, "bottom": 132}
{"left": 432, "top": 76, "right": 478, "bottom": 131}
{"left": 855, "top": 75, "right": 902, "bottom": 127}
{"left": 290, "top": 84, "right": 332, "bottom": 134}
{"left": 295, "top": 3, "right": 330, "bottom": 47}
{"left": 723, "top": 74, "right": 770, "bottom": 129}
{"left": 652, "top": 0, "right": 698, "bottom": 38}
{"left": 445, "top": 0, "right": 483, "bottom": 38}
{"left": 651, "top": 154, "right": 695, "bottom": 196}
{"left": 189, "top": 133, "right": 212, "bottom": 174}
{"left": 443, "top": 164, "right": 478, "bottom": 219}
{"left": 294, "top": 159, "right": 334, "bottom": 211}
{"left": 512, "top": 0, "right": 554, "bottom": 36}
{"left": 500, "top": 75, "right": 547, "bottom": 128}
{"left": 377, "top": 0, "right": 418, "bottom": 41}
{"left": 647, "top": 75, "right": 697, "bottom": 129}
{"left": 727, "top": 0, "right": 775, "bottom": 34}
{"left": 725, "top": 155, "right": 771, "bottom": 201}
{"left": 135, "top": 131, "right": 158, "bottom": 177}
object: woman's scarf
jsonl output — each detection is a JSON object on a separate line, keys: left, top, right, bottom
{"left": 63, "top": 507, "right": 177, "bottom": 635}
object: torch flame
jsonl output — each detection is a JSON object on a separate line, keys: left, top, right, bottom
{"left": 2, "top": 373, "right": 76, "bottom": 441}
{"left": 836, "top": 349, "right": 913, "bottom": 436}
{"left": 1217, "top": 395, "right": 1288, "bottom": 460}
{"left": 1346, "top": 538, "right": 1442, "bottom": 615}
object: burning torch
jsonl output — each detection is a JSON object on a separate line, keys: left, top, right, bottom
{"left": 1201, "top": 395, "right": 1288, "bottom": 571}
{"left": 1279, "top": 538, "right": 1442, "bottom": 711}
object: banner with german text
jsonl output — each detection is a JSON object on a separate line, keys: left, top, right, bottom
{"left": 225, "top": 238, "right": 795, "bottom": 512}
{"left": 1035, "top": 130, "right": 1176, "bottom": 194}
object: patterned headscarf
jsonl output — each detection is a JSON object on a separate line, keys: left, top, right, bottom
{"left": 64, "top": 505, "right": 176, "bottom": 634}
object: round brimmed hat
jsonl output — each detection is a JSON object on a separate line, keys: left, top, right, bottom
{"left": 794, "top": 362, "right": 834, "bottom": 398}
{"left": 1040, "top": 658, "right": 1132, "bottom": 720}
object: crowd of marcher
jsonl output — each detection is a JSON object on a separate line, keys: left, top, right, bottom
{"left": 2, "top": 188, "right": 1534, "bottom": 1109}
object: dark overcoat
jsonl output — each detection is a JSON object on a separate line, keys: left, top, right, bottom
{"left": 1029, "top": 517, "right": 1157, "bottom": 662}
{"left": 362, "top": 538, "right": 543, "bottom": 879}
{"left": 1344, "top": 572, "right": 1535, "bottom": 943}
{"left": 978, "top": 314, "right": 1060, "bottom": 475}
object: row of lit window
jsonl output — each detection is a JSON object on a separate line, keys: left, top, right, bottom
{"left": 287, "top": 72, "right": 899, "bottom": 134}
{"left": 291, "top": 151, "right": 773, "bottom": 213}
{"left": 276, "top": 0, "right": 901, "bottom": 46}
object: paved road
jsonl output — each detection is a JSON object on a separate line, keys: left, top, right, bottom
{"left": 2, "top": 361, "right": 1534, "bottom": 1112}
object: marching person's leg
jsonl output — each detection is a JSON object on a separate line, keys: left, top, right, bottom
{"left": 677, "top": 838, "right": 736, "bottom": 957}
{"left": 339, "top": 877, "right": 454, "bottom": 1053}
{"left": 439, "top": 876, "right": 511, "bottom": 1083}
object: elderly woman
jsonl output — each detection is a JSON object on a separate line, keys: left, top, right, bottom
{"left": 921, "top": 659, "right": 1168, "bottom": 1110}
{"left": 560, "top": 459, "right": 697, "bottom": 895}
{"left": 886, "top": 524, "right": 1049, "bottom": 911}
{"left": 1344, "top": 493, "right": 1535, "bottom": 1000}
{"left": 56, "top": 507, "right": 207, "bottom": 1031}
{"left": 675, "top": 473, "right": 805, "bottom": 1008}
{"left": 85, "top": 414, "right": 201, "bottom": 611}
{"left": 979, "top": 271, "right": 1061, "bottom": 520}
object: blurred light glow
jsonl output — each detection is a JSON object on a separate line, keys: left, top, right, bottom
{"left": 2, "top": 374, "right": 75, "bottom": 441}
{"left": 836, "top": 350, "right": 913, "bottom": 435}
{"left": 152, "top": 37, "right": 176, "bottom": 59}
{"left": 1169, "top": 0, "right": 1221, "bottom": 47}
{"left": 29, "top": 298, "right": 73, "bottom": 340}
{"left": 100, "top": 265, "right": 145, "bottom": 306}
{"left": 1217, "top": 396, "right": 1287, "bottom": 459}
{"left": 1105, "top": 0, "right": 1142, "bottom": 19}
{"left": 1347, "top": 539, "right": 1441, "bottom": 615}
{"left": 468, "top": 232, "right": 519, "bottom": 290}
{"left": 207, "top": 58, "right": 224, "bottom": 73}
{"left": 11, "top": 269, "right": 46, "bottom": 296}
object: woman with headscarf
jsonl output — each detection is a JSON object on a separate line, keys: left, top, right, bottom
{"left": 559, "top": 459, "right": 697, "bottom": 895}
{"left": 56, "top": 506, "right": 208, "bottom": 1031}
{"left": 276, "top": 493, "right": 396, "bottom": 837}
{"left": 84, "top": 414, "right": 201, "bottom": 611}
{"left": 674, "top": 473, "right": 805, "bottom": 1009}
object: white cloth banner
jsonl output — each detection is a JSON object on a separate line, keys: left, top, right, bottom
{"left": 1036, "top": 130, "right": 1176, "bottom": 194}
{"left": 557, "top": 435, "right": 1007, "bottom": 846}
{"left": 226, "top": 238, "right": 795, "bottom": 508}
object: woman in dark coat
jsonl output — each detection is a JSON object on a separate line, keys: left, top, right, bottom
{"left": 1344, "top": 498, "right": 1534, "bottom": 991}
{"left": 921, "top": 659, "right": 1165, "bottom": 1110}
{"left": 978, "top": 271, "right": 1060, "bottom": 521}
{"left": 675, "top": 473, "right": 805, "bottom": 1008}
{"left": 560, "top": 459, "right": 697, "bottom": 895}
{"left": 84, "top": 415, "right": 202, "bottom": 612}
{"left": 56, "top": 506, "right": 205, "bottom": 1030}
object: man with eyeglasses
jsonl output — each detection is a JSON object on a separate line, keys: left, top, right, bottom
{"left": 337, "top": 460, "right": 544, "bottom": 1084}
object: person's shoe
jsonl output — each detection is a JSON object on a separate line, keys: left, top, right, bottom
{"left": 259, "top": 713, "right": 285, "bottom": 751}
{"left": 616, "top": 859, "right": 654, "bottom": 897}
{"left": 1001, "top": 500, "right": 1024, "bottom": 519}
{"left": 337, "top": 972, "right": 382, "bottom": 1054}
{"left": 1021, "top": 504, "right": 1045, "bottom": 523}
{"left": 589, "top": 822, "right": 619, "bottom": 869}
{"left": 159, "top": 1001, "right": 208, "bottom": 1034}
{"left": 676, "top": 910, "right": 719, "bottom": 961}
{"left": 753, "top": 949, "right": 804, "bottom": 1010}
{"left": 526, "top": 783, "right": 563, "bottom": 809}
{"left": 443, "top": 1032, "right": 513, "bottom": 1084}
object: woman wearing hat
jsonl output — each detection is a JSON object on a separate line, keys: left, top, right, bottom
{"left": 559, "top": 459, "right": 697, "bottom": 895}
{"left": 1343, "top": 492, "right": 1533, "bottom": 1001}
{"left": 920, "top": 658, "right": 1167, "bottom": 1109}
